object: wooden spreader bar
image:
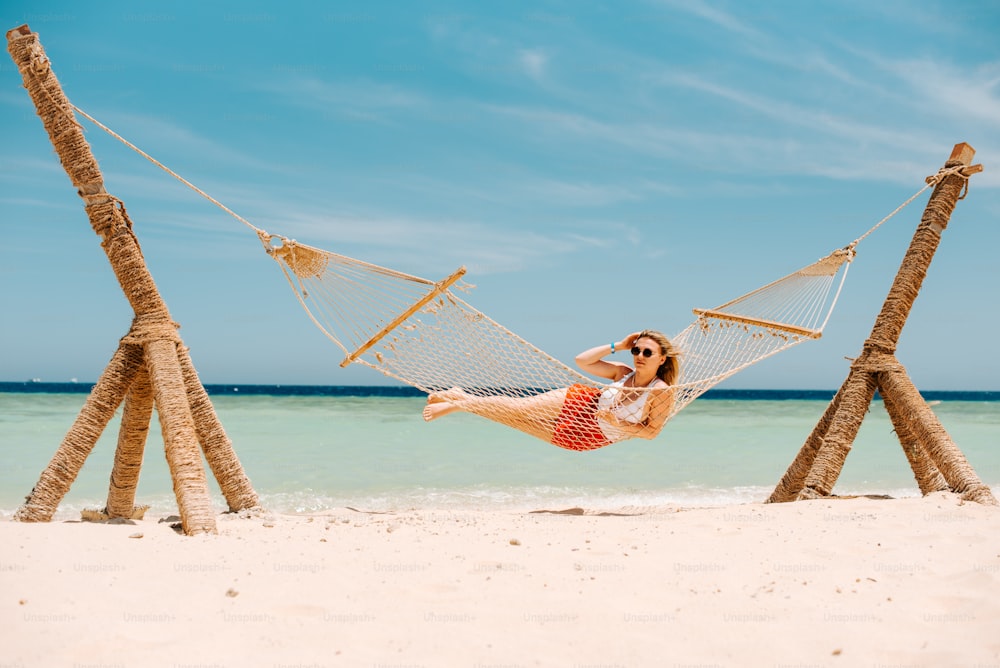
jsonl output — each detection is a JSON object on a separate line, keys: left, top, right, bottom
{"left": 340, "top": 266, "right": 467, "bottom": 368}
{"left": 692, "top": 308, "right": 822, "bottom": 339}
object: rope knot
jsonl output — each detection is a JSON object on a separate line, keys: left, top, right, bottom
{"left": 924, "top": 164, "right": 967, "bottom": 186}
{"left": 925, "top": 163, "right": 982, "bottom": 200}
{"left": 122, "top": 313, "right": 181, "bottom": 345}
{"left": 82, "top": 193, "right": 140, "bottom": 248}
{"left": 27, "top": 40, "right": 51, "bottom": 76}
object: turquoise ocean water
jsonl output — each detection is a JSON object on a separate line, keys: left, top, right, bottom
{"left": 2, "top": 384, "right": 998, "bottom": 519}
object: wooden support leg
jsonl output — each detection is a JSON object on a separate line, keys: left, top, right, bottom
{"left": 178, "top": 345, "right": 259, "bottom": 512}
{"left": 878, "top": 369, "right": 997, "bottom": 505}
{"left": 878, "top": 376, "right": 949, "bottom": 495}
{"left": 145, "top": 339, "right": 217, "bottom": 535}
{"left": 767, "top": 378, "right": 847, "bottom": 503}
{"left": 15, "top": 342, "right": 143, "bottom": 521}
{"left": 797, "top": 370, "right": 880, "bottom": 500}
{"left": 105, "top": 360, "right": 154, "bottom": 518}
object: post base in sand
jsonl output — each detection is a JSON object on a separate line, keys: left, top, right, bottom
{"left": 81, "top": 506, "right": 151, "bottom": 522}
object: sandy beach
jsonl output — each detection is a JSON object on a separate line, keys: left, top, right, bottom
{"left": 2, "top": 492, "right": 998, "bottom": 667}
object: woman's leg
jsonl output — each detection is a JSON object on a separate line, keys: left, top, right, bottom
{"left": 423, "top": 387, "right": 569, "bottom": 441}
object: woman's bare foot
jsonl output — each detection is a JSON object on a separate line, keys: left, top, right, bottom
{"left": 422, "top": 387, "right": 471, "bottom": 421}
{"left": 422, "top": 401, "right": 460, "bottom": 421}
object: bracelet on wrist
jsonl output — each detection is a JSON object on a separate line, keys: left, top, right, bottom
{"left": 610, "top": 342, "right": 615, "bottom": 353}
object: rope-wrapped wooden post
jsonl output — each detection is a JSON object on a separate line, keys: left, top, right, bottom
{"left": 7, "top": 25, "right": 260, "bottom": 533}
{"left": 879, "top": 383, "right": 948, "bottom": 495}
{"left": 14, "top": 343, "right": 143, "bottom": 522}
{"left": 145, "top": 336, "right": 217, "bottom": 531}
{"left": 178, "top": 345, "right": 259, "bottom": 510}
{"left": 766, "top": 380, "right": 847, "bottom": 503}
{"left": 794, "top": 366, "right": 880, "bottom": 500}
{"left": 105, "top": 355, "right": 154, "bottom": 518}
{"left": 879, "top": 368, "right": 994, "bottom": 504}
{"left": 769, "top": 143, "right": 996, "bottom": 505}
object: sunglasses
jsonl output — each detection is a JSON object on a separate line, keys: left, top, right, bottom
{"left": 631, "top": 346, "right": 659, "bottom": 358}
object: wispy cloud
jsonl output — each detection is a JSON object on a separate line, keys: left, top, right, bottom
{"left": 76, "top": 107, "right": 278, "bottom": 175}
{"left": 653, "top": 72, "right": 939, "bottom": 153}
{"left": 479, "top": 101, "right": 917, "bottom": 183}
{"left": 269, "top": 206, "right": 588, "bottom": 277}
{"left": 519, "top": 178, "right": 642, "bottom": 207}
{"left": 878, "top": 58, "right": 1000, "bottom": 128}
{"left": 480, "top": 103, "right": 690, "bottom": 156}
{"left": 518, "top": 48, "right": 548, "bottom": 81}
{"left": 257, "top": 75, "right": 429, "bottom": 124}
{"left": 655, "top": 0, "right": 766, "bottom": 42}
{"left": 0, "top": 155, "right": 68, "bottom": 179}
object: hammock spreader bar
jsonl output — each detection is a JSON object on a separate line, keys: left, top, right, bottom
{"left": 691, "top": 309, "right": 823, "bottom": 339}
{"left": 340, "top": 266, "right": 467, "bottom": 368}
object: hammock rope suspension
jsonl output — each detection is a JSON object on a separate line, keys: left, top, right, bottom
{"left": 70, "top": 106, "right": 966, "bottom": 449}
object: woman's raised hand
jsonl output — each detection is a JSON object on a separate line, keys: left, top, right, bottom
{"left": 621, "top": 332, "right": 642, "bottom": 349}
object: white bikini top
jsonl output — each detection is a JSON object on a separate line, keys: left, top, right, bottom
{"left": 596, "top": 372, "right": 662, "bottom": 441}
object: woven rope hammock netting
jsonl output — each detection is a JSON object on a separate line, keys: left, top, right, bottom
{"left": 265, "top": 235, "right": 854, "bottom": 450}
{"left": 68, "top": 105, "right": 951, "bottom": 451}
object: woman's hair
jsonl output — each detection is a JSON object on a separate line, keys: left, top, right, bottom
{"left": 636, "top": 329, "right": 680, "bottom": 386}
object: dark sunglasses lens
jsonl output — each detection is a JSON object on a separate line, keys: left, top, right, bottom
{"left": 631, "top": 347, "right": 654, "bottom": 358}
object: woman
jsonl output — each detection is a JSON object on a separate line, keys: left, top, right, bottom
{"left": 422, "top": 330, "right": 680, "bottom": 450}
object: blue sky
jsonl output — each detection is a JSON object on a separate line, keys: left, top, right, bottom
{"left": 1, "top": 1, "right": 997, "bottom": 390}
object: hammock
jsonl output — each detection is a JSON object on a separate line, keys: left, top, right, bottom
{"left": 263, "top": 235, "right": 852, "bottom": 449}
{"left": 69, "top": 105, "right": 946, "bottom": 450}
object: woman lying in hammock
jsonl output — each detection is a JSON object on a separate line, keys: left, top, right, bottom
{"left": 422, "top": 330, "right": 680, "bottom": 451}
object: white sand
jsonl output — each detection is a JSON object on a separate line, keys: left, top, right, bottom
{"left": 2, "top": 492, "right": 999, "bottom": 667}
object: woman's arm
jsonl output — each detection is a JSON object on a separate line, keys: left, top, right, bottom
{"left": 575, "top": 332, "right": 641, "bottom": 381}
{"left": 637, "top": 386, "right": 675, "bottom": 439}
{"left": 595, "top": 385, "right": 675, "bottom": 440}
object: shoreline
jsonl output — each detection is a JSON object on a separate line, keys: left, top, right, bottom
{"left": 4, "top": 380, "right": 1000, "bottom": 401}
{"left": 3, "top": 493, "right": 998, "bottom": 666}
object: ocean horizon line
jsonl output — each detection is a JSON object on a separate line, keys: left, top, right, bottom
{"left": 3, "top": 381, "right": 999, "bottom": 402}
